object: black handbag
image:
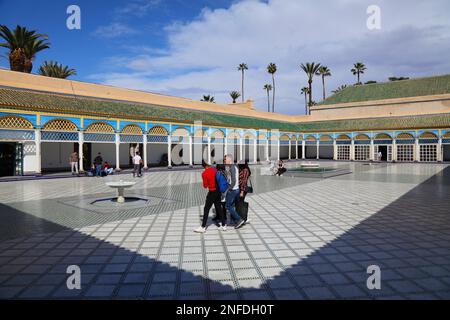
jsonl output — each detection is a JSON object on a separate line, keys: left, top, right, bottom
{"left": 236, "top": 199, "right": 249, "bottom": 221}
{"left": 245, "top": 177, "right": 254, "bottom": 194}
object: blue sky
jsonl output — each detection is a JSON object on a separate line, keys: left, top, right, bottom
{"left": 1, "top": 0, "right": 450, "bottom": 115}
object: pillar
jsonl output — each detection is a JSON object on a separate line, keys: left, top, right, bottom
{"left": 239, "top": 138, "right": 243, "bottom": 162}
{"left": 115, "top": 133, "right": 121, "bottom": 170}
{"left": 34, "top": 128, "right": 42, "bottom": 174}
{"left": 253, "top": 139, "right": 257, "bottom": 164}
{"left": 288, "top": 140, "right": 292, "bottom": 161}
{"left": 333, "top": 140, "right": 337, "bottom": 161}
{"left": 143, "top": 134, "right": 148, "bottom": 169}
{"left": 277, "top": 139, "right": 280, "bottom": 160}
{"left": 302, "top": 140, "right": 306, "bottom": 159}
{"left": 415, "top": 138, "right": 420, "bottom": 162}
{"left": 369, "top": 139, "right": 374, "bottom": 161}
{"left": 438, "top": 135, "right": 443, "bottom": 162}
{"left": 392, "top": 139, "right": 397, "bottom": 162}
{"left": 168, "top": 135, "right": 172, "bottom": 168}
{"left": 78, "top": 131, "right": 84, "bottom": 172}
{"left": 265, "top": 139, "right": 269, "bottom": 162}
{"left": 189, "top": 135, "right": 193, "bottom": 167}
{"left": 295, "top": 140, "right": 299, "bottom": 159}
{"left": 316, "top": 140, "right": 320, "bottom": 160}
{"left": 350, "top": 140, "right": 355, "bottom": 161}
{"left": 207, "top": 136, "right": 211, "bottom": 165}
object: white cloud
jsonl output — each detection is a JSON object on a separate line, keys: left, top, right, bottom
{"left": 89, "top": 0, "right": 450, "bottom": 115}
{"left": 92, "top": 22, "right": 139, "bottom": 39}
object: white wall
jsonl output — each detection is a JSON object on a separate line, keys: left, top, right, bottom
{"left": 280, "top": 146, "right": 289, "bottom": 159}
{"left": 147, "top": 143, "right": 167, "bottom": 164}
{"left": 305, "top": 146, "right": 317, "bottom": 159}
{"left": 91, "top": 143, "right": 116, "bottom": 166}
{"left": 23, "top": 142, "right": 38, "bottom": 173}
{"left": 319, "top": 146, "right": 334, "bottom": 159}
{"left": 41, "top": 142, "right": 74, "bottom": 169}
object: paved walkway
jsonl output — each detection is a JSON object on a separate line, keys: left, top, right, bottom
{"left": 0, "top": 161, "right": 449, "bottom": 299}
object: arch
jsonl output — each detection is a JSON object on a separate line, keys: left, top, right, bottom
{"left": 396, "top": 132, "right": 414, "bottom": 140}
{"left": 0, "top": 116, "right": 33, "bottom": 130}
{"left": 194, "top": 128, "right": 208, "bottom": 137}
{"left": 280, "top": 134, "right": 290, "bottom": 141}
{"left": 374, "top": 133, "right": 392, "bottom": 140}
{"left": 211, "top": 129, "right": 225, "bottom": 139}
{"left": 149, "top": 126, "right": 168, "bottom": 136}
{"left": 42, "top": 119, "right": 77, "bottom": 131}
{"left": 121, "top": 124, "right": 143, "bottom": 135}
{"left": 354, "top": 134, "right": 370, "bottom": 141}
{"left": 257, "top": 133, "right": 267, "bottom": 140}
{"left": 419, "top": 131, "right": 438, "bottom": 139}
{"left": 244, "top": 132, "right": 256, "bottom": 140}
{"left": 269, "top": 134, "right": 279, "bottom": 141}
{"left": 291, "top": 135, "right": 297, "bottom": 141}
{"left": 306, "top": 135, "right": 316, "bottom": 141}
{"left": 85, "top": 122, "right": 115, "bottom": 133}
{"left": 297, "top": 134, "right": 303, "bottom": 141}
{"left": 336, "top": 134, "right": 351, "bottom": 141}
{"left": 319, "top": 135, "right": 332, "bottom": 141}
{"left": 172, "top": 127, "right": 190, "bottom": 137}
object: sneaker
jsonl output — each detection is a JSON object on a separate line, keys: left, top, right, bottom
{"left": 244, "top": 218, "right": 251, "bottom": 225}
{"left": 194, "top": 226, "right": 206, "bottom": 233}
{"left": 235, "top": 220, "right": 245, "bottom": 229}
{"left": 221, "top": 225, "right": 227, "bottom": 231}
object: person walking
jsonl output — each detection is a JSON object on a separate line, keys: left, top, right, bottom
{"left": 133, "top": 151, "right": 143, "bottom": 178}
{"left": 69, "top": 151, "right": 79, "bottom": 175}
{"left": 224, "top": 155, "right": 245, "bottom": 229}
{"left": 212, "top": 164, "right": 228, "bottom": 226}
{"left": 93, "top": 153, "right": 103, "bottom": 177}
{"left": 195, "top": 161, "right": 225, "bottom": 233}
{"left": 238, "top": 161, "right": 252, "bottom": 224}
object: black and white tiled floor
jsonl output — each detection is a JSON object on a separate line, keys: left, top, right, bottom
{"left": 0, "top": 161, "right": 449, "bottom": 299}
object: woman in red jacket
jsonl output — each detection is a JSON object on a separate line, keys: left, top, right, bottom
{"left": 195, "top": 162, "right": 226, "bottom": 233}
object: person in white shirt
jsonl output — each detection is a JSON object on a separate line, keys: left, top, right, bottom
{"left": 132, "top": 151, "right": 143, "bottom": 177}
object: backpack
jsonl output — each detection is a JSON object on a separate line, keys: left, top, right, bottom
{"left": 216, "top": 171, "right": 228, "bottom": 193}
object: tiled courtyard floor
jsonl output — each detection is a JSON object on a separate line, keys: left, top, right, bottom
{"left": 0, "top": 161, "right": 449, "bottom": 299}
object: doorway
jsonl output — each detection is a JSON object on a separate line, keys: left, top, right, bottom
{"left": 378, "top": 145, "right": 388, "bottom": 161}
{"left": 0, "top": 143, "right": 17, "bottom": 177}
{"left": 443, "top": 145, "right": 450, "bottom": 162}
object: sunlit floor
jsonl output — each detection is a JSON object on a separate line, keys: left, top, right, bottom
{"left": 0, "top": 161, "right": 449, "bottom": 299}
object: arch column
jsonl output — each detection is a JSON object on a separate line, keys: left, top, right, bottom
{"left": 277, "top": 139, "right": 280, "bottom": 161}
{"left": 414, "top": 138, "right": 420, "bottom": 162}
{"left": 392, "top": 139, "right": 397, "bottom": 162}
{"left": 333, "top": 139, "right": 337, "bottom": 160}
{"left": 302, "top": 140, "right": 306, "bottom": 159}
{"left": 34, "top": 128, "right": 42, "bottom": 174}
{"left": 350, "top": 139, "right": 355, "bottom": 161}
{"left": 265, "top": 140, "right": 269, "bottom": 162}
{"left": 189, "top": 135, "right": 193, "bottom": 167}
{"left": 370, "top": 138, "right": 375, "bottom": 161}
{"left": 168, "top": 135, "right": 172, "bottom": 168}
{"left": 207, "top": 136, "right": 211, "bottom": 164}
{"left": 78, "top": 131, "right": 84, "bottom": 172}
{"left": 295, "top": 140, "right": 299, "bottom": 159}
{"left": 288, "top": 140, "right": 292, "bottom": 161}
{"left": 438, "top": 135, "right": 443, "bottom": 162}
{"left": 239, "top": 138, "right": 243, "bottom": 162}
{"left": 143, "top": 134, "right": 148, "bottom": 169}
{"left": 115, "top": 133, "right": 121, "bottom": 171}
{"left": 253, "top": 139, "right": 257, "bottom": 164}
{"left": 316, "top": 140, "right": 320, "bottom": 160}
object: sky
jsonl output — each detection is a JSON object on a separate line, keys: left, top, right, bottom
{"left": 1, "top": 0, "right": 450, "bottom": 115}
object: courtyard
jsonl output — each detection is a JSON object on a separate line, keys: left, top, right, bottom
{"left": 0, "top": 161, "right": 449, "bottom": 300}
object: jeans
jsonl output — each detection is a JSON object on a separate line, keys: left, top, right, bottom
{"left": 202, "top": 190, "right": 224, "bottom": 228}
{"left": 70, "top": 162, "right": 78, "bottom": 174}
{"left": 225, "top": 189, "right": 241, "bottom": 223}
{"left": 95, "top": 165, "right": 102, "bottom": 177}
{"left": 133, "top": 164, "right": 141, "bottom": 177}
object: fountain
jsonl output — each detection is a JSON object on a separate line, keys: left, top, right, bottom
{"left": 105, "top": 180, "right": 136, "bottom": 203}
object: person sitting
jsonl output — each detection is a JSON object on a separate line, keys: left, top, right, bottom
{"left": 276, "top": 159, "right": 287, "bottom": 176}
{"left": 103, "top": 161, "right": 114, "bottom": 176}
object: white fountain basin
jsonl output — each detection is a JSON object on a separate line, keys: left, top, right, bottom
{"left": 106, "top": 181, "right": 136, "bottom": 203}
{"left": 300, "top": 162, "right": 320, "bottom": 168}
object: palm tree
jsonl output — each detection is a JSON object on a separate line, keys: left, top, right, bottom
{"left": 0, "top": 25, "right": 49, "bottom": 73}
{"left": 237, "top": 63, "right": 248, "bottom": 102}
{"left": 263, "top": 84, "right": 272, "bottom": 112}
{"left": 300, "top": 62, "right": 321, "bottom": 113}
{"left": 316, "top": 66, "right": 331, "bottom": 100}
{"left": 38, "top": 61, "right": 77, "bottom": 79}
{"left": 351, "top": 62, "right": 366, "bottom": 84}
{"left": 229, "top": 91, "right": 241, "bottom": 103}
{"left": 201, "top": 95, "right": 215, "bottom": 103}
{"left": 267, "top": 63, "right": 277, "bottom": 112}
{"left": 300, "top": 87, "right": 310, "bottom": 115}
{"left": 332, "top": 85, "right": 348, "bottom": 94}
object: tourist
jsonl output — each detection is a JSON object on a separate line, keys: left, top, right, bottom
{"left": 224, "top": 155, "right": 245, "bottom": 229}
{"left": 276, "top": 159, "right": 287, "bottom": 176}
{"left": 377, "top": 151, "right": 382, "bottom": 161}
{"left": 195, "top": 161, "right": 225, "bottom": 233}
{"left": 212, "top": 163, "right": 228, "bottom": 226}
{"left": 238, "top": 161, "right": 252, "bottom": 224}
{"left": 103, "top": 161, "right": 114, "bottom": 176}
{"left": 69, "top": 151, "right": 79, "bottom": 175}
{"left": 133, "top": 151, "right": 143, "bottom": 178}
{"left": 93, "top": 153, "right": 103, "bottom": 177}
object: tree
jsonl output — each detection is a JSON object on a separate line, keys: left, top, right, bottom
{"left": 237, "top": 63, "right": 248, "bottom": 103}
{"left": 351, "top": 62, "right": 366, "bottom": 84}
{"left": 300, "top": 62, "right": 321, "bottom": 114}
{"left": 389, "top": 77, "right": 409, "bottom": 81}
{"left": 300, "top": 87, "right": 310, "bottom": 115}
{"left": 229, "top": 91, "right": 241, "bottom": 103}
{"left": 0, "top": 25, "right": 49, "bottom": 73}
{"left": 316, "top": 66, "right": 331, "bottom": 100}
{"left": 201, "top": 95, "right": 215, "bottom": 103}
{"left": 332, "top": 85, "right": 348, "bottom": 94}
{"left": 38, "top": 61, "right": 77, "bottom": 79}
{"left": 263, "top": 84, "right": 272, "bottom": 112}
{"left": 267, "top": 63, "right": 277, "bottom": 112}
{"left": 365, "top": 80, "right": 377, "bottom": 84}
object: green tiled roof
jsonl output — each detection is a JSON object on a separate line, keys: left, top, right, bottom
{"left": 320, "top": 74, "right": 450, "bottom": 106}
{"left": 0, "top": 87, "right": 450, "bottom": 132}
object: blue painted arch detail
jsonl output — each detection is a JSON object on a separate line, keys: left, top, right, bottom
{"left": 84, "top": 118, "right": 117, "bottom": 130}
{"left": 40, "top": 115, "right": 81, "bottom": 129}
{"left": 0, "top": 112, "right": 37, "bottom": 127}
{"left": 119, "top": 121, "right": 145, "bottom": 132}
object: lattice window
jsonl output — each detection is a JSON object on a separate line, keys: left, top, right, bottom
{"left": 420, "top": 132, "right": 437, "bottom": 139}
{"left": 337, "top": 145, "right": 350, "bottom": 160}
{"left": 42, "top": 119, "right": 77, "bottom": 132}
{"left": 397, "top": 133, "right": 414, "bottom": 140}
{"left": 121, "top": 124, "right": 143, "bottom": 135}
{"left": 84, "top": 133, "right": 115, "bottom": 142}
{"left": 149, "top": 126, "right": 168, "bottom": 136}
{"left": 41, "top": 131, "right": 78, "bottom": 141}
{"left": 85, "top": 122, "right": 115, "bottom": 133}
{"left": 0, "top": 116, "right": 33, "bottom": 130}
{"left": 355, "top": 145, "right": 370, "bottom": 161}
{"left": 0, "top": 130, "right": 34, "bottom": 141}
{"left": 374, "top": 133, "right": 392, "bottom": 140}
{"left": 148, "top": 135, "right": 168, "bottom": 143}
{"left": 120, "top": 134, "right": 143, "bottom": 143}
{"left": 397, "top": 145, "right": 414, "bottom": 162}
{"left": 420, "top": 144, "right": 437, "bottom": 162}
